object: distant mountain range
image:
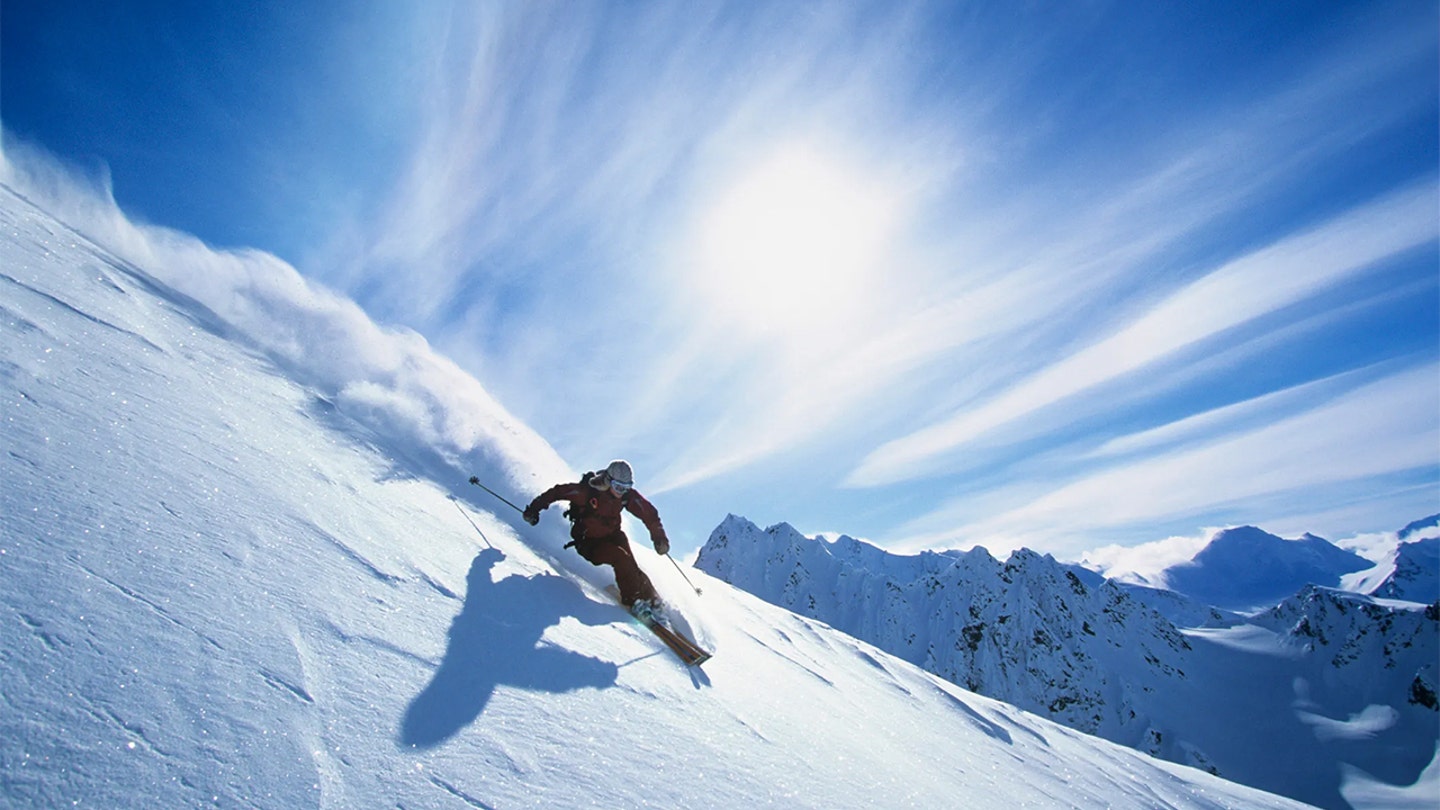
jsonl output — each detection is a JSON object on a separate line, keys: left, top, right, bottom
{"left": 696, "top": 515, "right": 1438, "bottom": 810}
{"left": 1349, "top": 516, "right": 1439, "bottom": 603}
{"left": 1154, "top": 525, "right": 1373, "bottom": 611}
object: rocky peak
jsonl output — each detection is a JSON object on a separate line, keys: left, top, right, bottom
{"left": 697, "top": 516, "right": 1194, "bottom": 743}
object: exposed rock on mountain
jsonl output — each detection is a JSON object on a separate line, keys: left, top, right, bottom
{"left": 697, "top": 515, "right": 1439, "bottom": 809}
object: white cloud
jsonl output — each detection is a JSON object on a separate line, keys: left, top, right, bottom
{"left": 849, "top": 183, "right": 1438, "bottom": 488}
{"left": 1084, "top": 369, "right": 1368, "bottom": 461}
{"left": 295, "top": 1, "right": 1438, "bottom": 522}
{"left": 12, "top": 3, "right": 1433, "bottom": 560}
{"left": 898, "top": 363, "right": 1438, "bottom": 557}
{"left": 1080, "top": 531, "right": 1214, "bottom": 584}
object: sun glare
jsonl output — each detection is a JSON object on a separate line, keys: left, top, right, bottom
{"left": 694, "top": 145, "right": 895, "bottom": 339}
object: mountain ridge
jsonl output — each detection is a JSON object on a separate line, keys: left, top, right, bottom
{"left": 695, "top": 515, "right": 1438, "bottom": 809}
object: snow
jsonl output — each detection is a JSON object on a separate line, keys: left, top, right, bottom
{"left": 0, "top": 176, "right": 1317, "bottom": 809}
{"left": 1340, "top": 753, "right": 1440, "bottom": 810}
{"left": 697, "top": 517, "right": 1440, "bottom": 810}
{"left": 1181, "top": 625, "right": 1300, "bottom": 658}
{"left": 1298, "top": 705, "right": 1399, "bottom": 743}
{"left": 1090, "top": 523, "right": 1439, "bottom": 611}
{"left": 1342, "top": 536, "right": 1440, "bottom": 604}
{"left": 1159, "top": 526, "right": 1373, "bottom": 612}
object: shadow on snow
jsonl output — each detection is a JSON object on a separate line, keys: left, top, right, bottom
{"left": 400, "top": 548, "right": 619, "bottom": 749}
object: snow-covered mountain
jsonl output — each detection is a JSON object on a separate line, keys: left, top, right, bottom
{"left": 1398, "top": 514, "right": 1440, "bottom": 541}
{"left": 1370, "top": 536, "right": 1438, "bottom": 602}
{"left": 1343, "top": 517, "right": 1439, "bottom": 604}
{"left": 695, "top": 518, "right": 1195, "bottom": 744}
{"left": 1155, "top": 526, "right": 1374, "bottom": 612}
{"left": 0, "top": 168, "right": 1317, "bottom": 808}
{"left": 696, "top": 516, "right": 1439, "bottom": 809}
{"left": 1252, "top": 586, "right": 1438, "bottom": 717}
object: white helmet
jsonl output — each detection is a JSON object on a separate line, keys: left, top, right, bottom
{"left": 605, "top": 459, "right": 634, "bottom": 491}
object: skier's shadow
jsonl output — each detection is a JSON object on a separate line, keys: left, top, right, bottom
{"left": 400, "top": 548, "right": 619, "bottom": 749}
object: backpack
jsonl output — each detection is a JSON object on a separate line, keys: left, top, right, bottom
{"left": 563, "top": 470, "right": 629, "bottom": 524}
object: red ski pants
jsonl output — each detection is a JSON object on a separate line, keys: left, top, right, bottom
{"left": 574, "top": 531, "right": 658, "bottom": 606}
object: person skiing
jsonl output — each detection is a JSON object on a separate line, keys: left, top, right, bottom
{"left": 523, "top": 460, "right": 670, "bottom": 618}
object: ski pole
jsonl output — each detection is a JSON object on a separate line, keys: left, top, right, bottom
{"left": 450, "top": 496, "right": 494, "bottom": 549}
{"left": 468, "top": 476, "right": 525, "bottom": 515}
{"left": 666, "top": 554, "right": 703, "bottom": 596}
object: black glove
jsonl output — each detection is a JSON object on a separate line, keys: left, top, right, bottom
{"left": 523, "top": 503, "right": 541, "bottom": 526}
{"left": 653, "top": 533, "right": 670, "bottom": 556}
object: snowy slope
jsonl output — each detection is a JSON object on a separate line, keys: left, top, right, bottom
{"left": 1344, "top": 534, "right": 1440, "bottom": 604}
{"left": 0, "top": 179, "right": 1317, "bottom": 809}
{"left": 696, "top": 517, "right": 1439, "bottom": 810}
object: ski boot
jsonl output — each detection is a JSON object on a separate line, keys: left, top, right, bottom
{"left": 629, "top": 598, "right": 666, "bottom": 624}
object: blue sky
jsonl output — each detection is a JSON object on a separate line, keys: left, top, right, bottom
{"left": 4, "top": 1, "right": 1437, "bottom": 560}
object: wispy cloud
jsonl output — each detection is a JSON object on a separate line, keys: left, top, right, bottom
{"left": 1082, "top": 370, "right": 1363, "bottom": 461}
{"left": 637, "top": 5, "right": 1438, "bottom": 500}
{"left": 194, "top": 0, "right": 1440, "bottom": 559}
{"left": 848, "top": 183, "right": 1438, "bottom": 488}
{"left": 13, "top": 1, "right": 1432, "bottom": 554}
{"left": 1080, "top": 531, "right": 1214, "bottom": 585}
{"left": 893, "top": 362, "right": 1439, "bottom": 558}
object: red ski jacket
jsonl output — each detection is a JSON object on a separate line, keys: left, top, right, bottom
{"left": 531, "top": 480, "right": 668, "bottom": 549}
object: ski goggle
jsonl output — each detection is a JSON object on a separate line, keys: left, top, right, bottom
{"left": 610, "top": 478, "right": 633, "bottom": 494}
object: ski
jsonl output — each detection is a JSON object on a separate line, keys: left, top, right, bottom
{"left": 639, "top": 613, "right": 711, "bottom": 667}
{"left": 605, "top": 587, "right": 712, "bottom": 666}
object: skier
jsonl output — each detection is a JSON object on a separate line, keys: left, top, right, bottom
{"left": 523, "top": 460, "right": 670, "bottom": 619}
